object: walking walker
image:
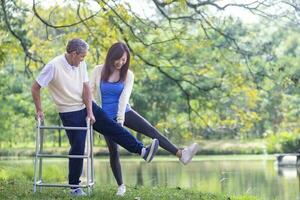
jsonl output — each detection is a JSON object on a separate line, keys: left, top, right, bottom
{"left": 33, "top": 118, "right": 94, "bottom": 195}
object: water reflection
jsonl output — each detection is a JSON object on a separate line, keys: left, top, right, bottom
{"left": 277, "top": 166, "right": 298, "bottom": 179}
{"left": 92, "top": 159, "right": 299, "bottom": 200}
{"left": 1, "top": 157, "right": 299, "bottom": 200}
{"left": 276, "top": 165, "right": 300, "bottom": 200}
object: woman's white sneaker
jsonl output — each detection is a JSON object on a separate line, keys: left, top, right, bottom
{"left": 179, "top": 143, "right": 199, "bottom": 165}
{"left": 116, "top": 184, "right": 126, "bottom": 196}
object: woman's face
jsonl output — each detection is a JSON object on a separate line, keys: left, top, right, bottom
{"left": 114, "top": 52, "right": 127, "bottom": 70}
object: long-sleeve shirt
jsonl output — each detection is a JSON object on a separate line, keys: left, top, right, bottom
{"left": 90, "top": 65, "right": 134, "bottom": 125}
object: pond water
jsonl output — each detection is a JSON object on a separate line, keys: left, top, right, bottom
{"left": 0, "top": 155, "right": 299, "bottom": 200}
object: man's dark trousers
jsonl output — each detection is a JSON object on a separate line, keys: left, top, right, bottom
{"left": 59, "top": 102, "right": 143, "bottom": 186}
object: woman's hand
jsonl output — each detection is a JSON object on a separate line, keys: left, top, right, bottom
{"left": 117, "top": 120, "right": 124, "bottom": 127}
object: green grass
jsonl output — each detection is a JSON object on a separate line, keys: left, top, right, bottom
{"left": 0, "top": 156, "right": 262, "bottom": 200}
{"left": 0, "top": 179, "right": 259, "bottom": 200}
{"left": 198, "top": 139, "right": 266, "bottom": 155}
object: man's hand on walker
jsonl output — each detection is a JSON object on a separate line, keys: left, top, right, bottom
{"left": 35, "top": 110, "right": 44, "bottom": 121}
{"left": 87, "top": 112, "right": 96, "bottom": 124}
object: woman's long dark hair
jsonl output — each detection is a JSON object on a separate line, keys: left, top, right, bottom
{"left": 101, "top": 42, "right": 130, "bottom": 82}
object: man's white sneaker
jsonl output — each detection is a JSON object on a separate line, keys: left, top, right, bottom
{"left": 70, "top": 188, "right": 87, "bottom": 196}
{"left": 116, "top": 184, "right": 126, "bottom": 196}
{"left": 179, "top": 143, "right": 199, "bottom": 165}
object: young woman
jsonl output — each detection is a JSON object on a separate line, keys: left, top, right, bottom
{"left": 90, "top": 42, "right": 199, "bottom": 196}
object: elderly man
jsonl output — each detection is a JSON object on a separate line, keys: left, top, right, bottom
{"left": 31, "top": 38, "right": 159, "bottom": 196}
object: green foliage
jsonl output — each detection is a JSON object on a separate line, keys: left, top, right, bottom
{"left": 266, "top": 131, "right": 300, "bottom": 153}
{"left": 0, "top": 1, "right": 299, "bottom": 148}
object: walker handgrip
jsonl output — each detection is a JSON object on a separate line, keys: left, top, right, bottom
{"left": 86, "top": 117, "right": 91, "bottom": 128}
{"left": 37, "top": 117, "right": 41, "bottom": 127}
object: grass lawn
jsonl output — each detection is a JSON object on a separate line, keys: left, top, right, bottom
{"left": 0, "top": 179, "right": 259, "bottom": 200}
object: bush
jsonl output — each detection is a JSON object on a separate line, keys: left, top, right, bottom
{"left": 266, "top": 131, "right": 300, "bottom": 153}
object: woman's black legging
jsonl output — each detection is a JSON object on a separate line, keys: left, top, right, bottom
{"left": 104, "top": 109, "right": 179, "bottom": 186}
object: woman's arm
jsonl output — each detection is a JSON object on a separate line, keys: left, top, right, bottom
{"left": 117, "top": 70, "right": 134, "bottom": 126}
{"left": 90, "top": 65, "right": 101, "bottom": 103}
{"left": 83, "top": 82, "right": 96, "bottom": 124}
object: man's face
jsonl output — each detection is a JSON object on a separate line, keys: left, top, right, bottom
{"left": 71, "top": 49, "right": 88, "bottom": 67}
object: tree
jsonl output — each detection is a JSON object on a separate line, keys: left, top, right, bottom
{"left": 0, "top": 0, "right": 299, "bottom": 146}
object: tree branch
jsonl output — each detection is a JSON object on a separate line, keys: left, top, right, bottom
{"left": 32, "top": 0, "right": 100, "bottom": 29}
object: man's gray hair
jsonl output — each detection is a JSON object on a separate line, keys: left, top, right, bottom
{"left": 66, "top": 38, "right": 89, "bottom": 54}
